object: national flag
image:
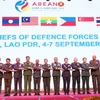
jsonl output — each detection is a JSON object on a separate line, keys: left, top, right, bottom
{"left": 78, "top": 17, "right": 94, "bottom": 22}
{"left": 40, "top": 17, "right": 57, "bottom": 26}
{"left": 2, "top": 17, "right": 19, "bottom": 26}
{"left": 22, "top": 17, "right": 38, "bottom": 26}
{"left": 96, "top": 17, "right": 100, "bottom": 26}
{"left": 60, "top": 17, "right": 76, "bottom": 26}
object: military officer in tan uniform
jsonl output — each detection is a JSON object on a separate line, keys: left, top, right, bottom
{"left": 23, "top": 56, "right": 33, "bottom": 96}
{"left": 89, "top": 55, "right": 100, "bottom": 94}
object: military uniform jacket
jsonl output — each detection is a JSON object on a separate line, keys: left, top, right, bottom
{"left": 3, "top": 64, "right": 13, "bottom": 79}
{"left": 71, "top": 62, "right": 81, "bottom": 77}
{"left": 81, "top": 63, "right": 90, "bottom": 76}
{"left": 52, "top": 62, "right": 61, "bottom": 77}
{"left": 13, "top": 63, "right": 23, "bottom": 78}
{"left": 62, "top": 63, "right": 71, "bottom": 77}
{"left": 42, "top": 64, "right": 51, "bottom": 77}
{"left": 23, "top": 62, "right": 33, "bottom": 76}
{"left": 33, "top": 64, "right": 41, "bottom": 78}
{"left": 89, "top": 60, "right": 100, "bottom": 75}
{"left": 0, "top": 63, "right": 3, "bottom": 78}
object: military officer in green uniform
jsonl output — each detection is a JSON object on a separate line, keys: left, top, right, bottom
{"left": 23, "top": 56, "right": 33, "bottom": 96}
{"left": 52, "top": 57, "right": 62, "bottom": 95}
{"left": 42, "top": 58, "right": 51, "bottom": 95}
{"left": 33, "top": 59, "right": 41, "bottom": 95}
{"left": 0, "top": 58, "right": 3, "bottom": 95}
{"left": 81, "top": 57, "right": 91, "bottom": 94}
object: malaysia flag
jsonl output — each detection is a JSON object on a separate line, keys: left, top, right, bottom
{"left": 21, "top": 17, "right": 38, "bottom": 26}
{"left": 2, "top": 17, "right": 19, "bottom": 26}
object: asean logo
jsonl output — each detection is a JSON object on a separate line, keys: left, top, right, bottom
{"left": 58, "top": 2, "right": 64, "bottom": 7}
{"left": 15, "top": 0, "right": 29, "bottom": 12}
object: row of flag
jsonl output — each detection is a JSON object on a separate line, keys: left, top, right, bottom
{"left": 1, "top": 17, "right": 100, "bottom": 26}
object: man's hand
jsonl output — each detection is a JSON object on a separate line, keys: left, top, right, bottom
{"left": 58, "top": 68, "right": 63, "bottom": 70}
{"left": 78, "top": 68, "right": 83, "bottom": 70}
{"left": 27, "top": 67, "right": 33, "bottom": 70}
{"left": 0, "top": 69, "right": 2, "bottom": 72}
{"left": 89, "top": 67, "right": 94, "bottom": 69}
{"left": 39, "top": 68, "right": 45, "bottom": 71}
{"left": 48, "top": 68, "right": 53, "bottom": 70}
{"left": 18, "top": 67, "right": 25, "bottom": 70}
{"left": 70, "top": 69, "right": 76, "bottom": 71}
{"left": 2, "top": 70, "right": 6, "bottom": 72}
{"left": 10, "top": 70, "right": 17, "bottom": 72}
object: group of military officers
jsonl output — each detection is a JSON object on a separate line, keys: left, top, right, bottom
{"left": 0, "top": 55, "right": 100, "bottom": 96}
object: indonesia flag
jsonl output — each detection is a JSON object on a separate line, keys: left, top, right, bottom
{"left": 78, "top": 17, "right": 94, "bottom": 22}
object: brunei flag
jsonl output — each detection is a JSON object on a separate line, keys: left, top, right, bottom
{"left": 40, "top": 17, "right": 57, "bottom": 26}
{"left": 60, "top": 17, "right": 76, "bottom": 26}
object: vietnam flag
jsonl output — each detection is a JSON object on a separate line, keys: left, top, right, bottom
{"left": 78, "top": 17, "right": 94, "bottom": 22}
{"left": 40, "top": 17, "right": 57, "bottom": 26}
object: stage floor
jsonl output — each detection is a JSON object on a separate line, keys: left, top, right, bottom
{"left": 0, "top": 93, "right": 100, "bottom": 100}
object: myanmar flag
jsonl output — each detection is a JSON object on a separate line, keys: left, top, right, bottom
{"left": 41, "top": 17, "right": 57, "bottom": 26}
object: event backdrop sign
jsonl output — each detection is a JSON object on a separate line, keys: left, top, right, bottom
{"left": 0, "top": 0, "right": 100, "bottom": 90}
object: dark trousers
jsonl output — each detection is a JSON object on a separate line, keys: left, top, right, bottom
{"left": 24, "top": 75, "right": 31, "bottom": 94}
{"left": 43, "top": 77, "right": 50, "bottom": 94}
{"left": 63, "top": 77, "right": 70, "bottom": 94}
{"left": 4, "top": 79, "right": 11, "bottom": 95}
{"left": 53, "top": 76, "right": 60, "bottom": 94}
{"left": 82, "top": 76, "right": 89, "bottom": 93}
{"left": 14, "top": 77, "right": 22, "bottom": 94}
{"left": 72, "top": 76, "right": 80, "bottom": 93}
{"left": 34, "top": 78, "right": 41, "bottom": 94}
{"left": 0, "top": 78, "right": 2, "bottom": 94}
{"left": 92, "top": 75, "right": 100, "bottom": 93}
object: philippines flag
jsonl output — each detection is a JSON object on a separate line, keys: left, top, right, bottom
{"left": 78, "top": 17, "right": 94, "bottom": 22}
{"left": 60, "top": 17, "right": 76, "bottom": 26}
{"left": 2, "top": 17, "right": 19, "bottom": 26}
{"left": 96, "top": 17, "right": 100, "bottom": 26}
{"left": 21, "top": 17, "right": 38, "bottom": 26}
